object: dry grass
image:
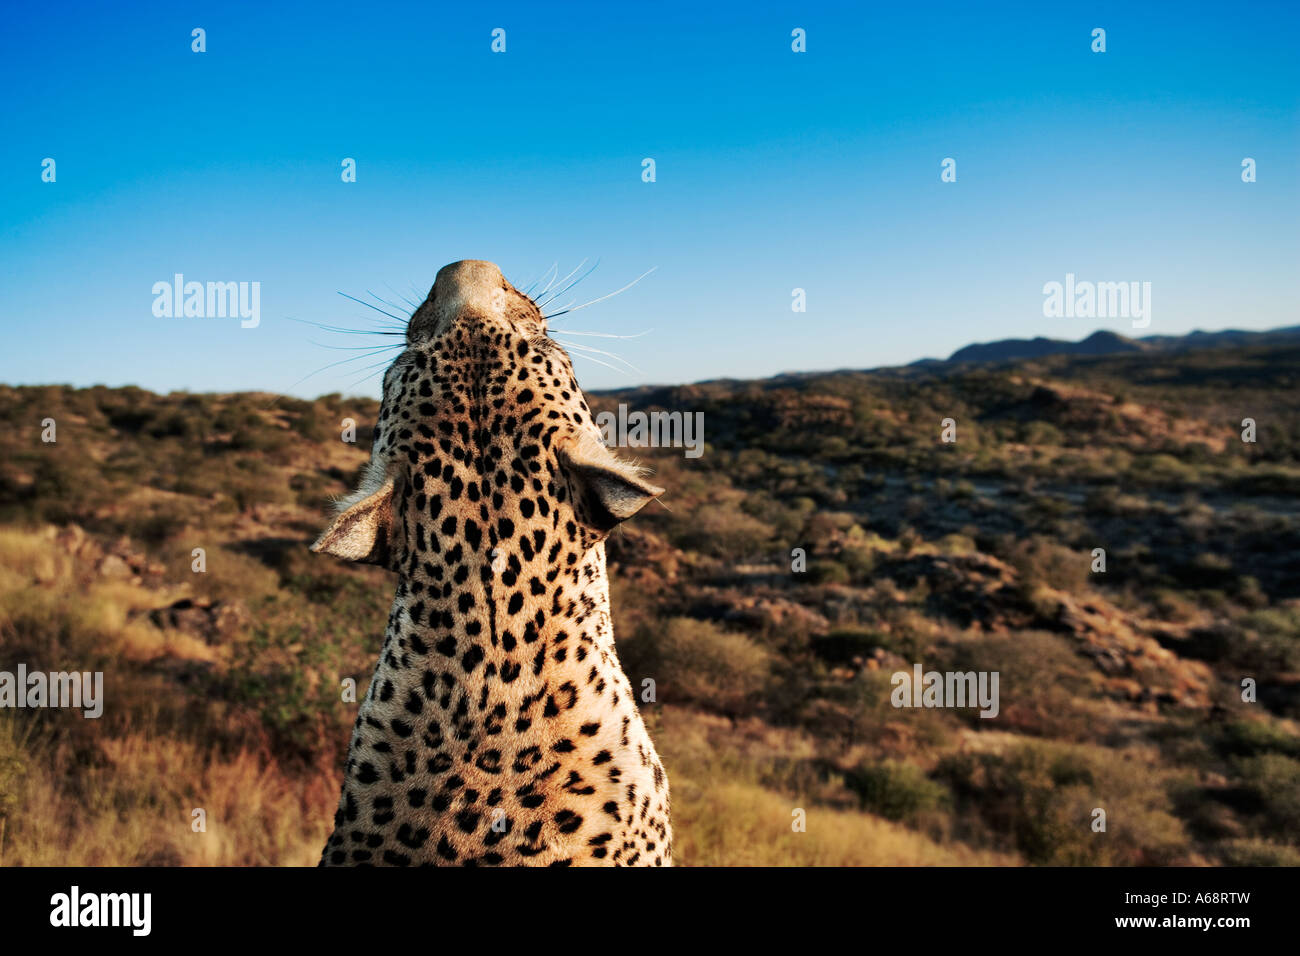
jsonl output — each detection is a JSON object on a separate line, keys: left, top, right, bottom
{"left": 657, "top": 708, "right": 1016, "bottom": 866}
{"left": 1, "top": 720, "right": 335, "bottom": 866}
{"left": 670, "top": 776, "right": 1013, "bottom": 865}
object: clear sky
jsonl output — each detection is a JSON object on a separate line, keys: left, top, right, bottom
{"left": 2, "top": 1, "right": 1297, "bottom": 398}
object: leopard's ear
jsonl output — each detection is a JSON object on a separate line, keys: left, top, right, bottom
{"left": 558, "top": 432, "right": 664, "bottom": 532}
{"left": 312, "top": 477, "right": 396, "bottom": 565}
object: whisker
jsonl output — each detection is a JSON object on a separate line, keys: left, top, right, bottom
{"left": 306, "top": 339, "right": 406, "bottom": 353}
{"left": 266, "top": 350, "right": 391, "bottom": 404}
{"left": 305, "top": 346, "right": 401, "bottom": 374}
{"left": 367, "top": 289, "right": 415, "bottom": 316}
{"left": 522, "top": 262, "right": 558, "bottom": 297}
{"left": 384, "top": 281, "right": 423, "bottom": 311}
{"left": 545, "top": 267, "right": 656, "bottom": 320}
{"left": 539, "top": 264, "right": 559, "bottom": 292}
{"left": 286, "top": 316, "right": 404, "bottom": 336}
{"left": 538, "top": 259, "right": 587, "bottom": 303}
{"left": 537, "top": 258, "right": 600, "bottom": 309}
{"left": 343, "top": 358, "right": 396, "bottom": 390}
{"left": 338, "top": 291, "right": 405, "bottom": 322}
{"left": 566, "top": 351, "right": 629, "bottom": 375}
{"left": 556, "top": 341, "right": 641, "bottom": 374}
{"left": 550, "top": 328, "right": 653, "bottom": 340}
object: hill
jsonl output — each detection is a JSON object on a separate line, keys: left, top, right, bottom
{"left": 946, "top": 330, "right": 1143, "bottom": 364}
{"left": 0, "top": 339, "right": 1298, "bottom": 866}
{"left": 927, "top": 324, "right": 1300, "bottom": 366}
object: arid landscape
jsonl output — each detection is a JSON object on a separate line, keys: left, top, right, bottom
{"left": 1, "top": 333, "right": 1297, "bottom": 866}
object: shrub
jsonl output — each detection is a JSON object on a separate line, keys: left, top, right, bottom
{"left": 622, "top": 617, "right": 770, "bottom": 716}
{"left": 936, "top": 741, "right": 1188, "bottom": 865}
{"left": 668, "top": 501, "right": 772, "bottom": 559}
{"left": 937, "top": 533, "right": 977, "bottom": 555}
{"left": 1232, "top": 754, "right": 1300, "bottom": 835}
{"left": 844, "top": 760, "right": 949, "bottom": 821}
{"left": 1216, "top": 840, "right": 1300, "bottom": 867}
{"left": 839, "top": 544, "right": 878, "bottom": 582}
{"left": 1216, "top": 719, "right": 1300, "bottom": 760}
{"left": 1243, "top": 608, "right": 1300, "bottom": 671}
{"left": 807, "top": 560, "right": 849, "bottom": 586}
{"left": 1003, "top": 537, "right": 1091, "bottom": 595}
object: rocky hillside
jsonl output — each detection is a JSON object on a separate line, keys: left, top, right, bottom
{"left": 0, "top": 337, "right": 1297, "bottom": 865}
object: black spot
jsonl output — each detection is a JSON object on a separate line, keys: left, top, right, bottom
{"left": 427, "top": 752, "right": 454, "bottom": 774}
{"left": 555, "top": 810, "right": 583, "bottom": 834}
{"left": 396, "top": 824, "right": 429, "bottom": 849}
{"left": 461, "top": 643, "right": 485, "bottom": 673}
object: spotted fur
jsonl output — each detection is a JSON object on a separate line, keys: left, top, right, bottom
{"left": 313, "top": 260, "right": 671, "bottom": 866}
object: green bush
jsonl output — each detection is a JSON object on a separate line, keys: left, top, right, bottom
{"left": 1232, "top": 754, "right": 1300, "bottom": 835}
{"left": 936, "top": 741, "right": 1188, "bottom": 865}
{"left": 622, "top": 617, "right": 770, "bottom": 715}
{"left": 1003, "top": 537, "right": 1091, "bottom": 595}
{"left": 1243, "top": 608, "right": 1300, "bottom": 671}
{"left": 845, "top": 760, "right": 949, "bottom": 821}
{"left": 1216, "top": 719, "right": 1300, "bottom": 759}
{"left": 1216, "top": 839, "right": 1300, "bottom": 867}
{"left": 808, "top": 560, "right": 850, "bottom": 586}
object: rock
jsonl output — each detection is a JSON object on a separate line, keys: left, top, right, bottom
{"left": 877, "top": 551, "right": 1023, "bottom": 629}
{"left": 147, "top": 598, "right": 247, "bottom": 644}
{"left": 1054, "top": 592, "right": 1214, "bottom": 708}
{"left": 98, "top": 554, "right": 133, "bottom": 579}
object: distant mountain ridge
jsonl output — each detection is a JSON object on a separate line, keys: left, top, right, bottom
{"left": 919, "top": 324, "right": 1300, "bottom": 367}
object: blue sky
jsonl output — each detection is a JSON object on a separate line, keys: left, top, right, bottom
{"left": 1, "top": 0, "right": 1297, "bottom": 398}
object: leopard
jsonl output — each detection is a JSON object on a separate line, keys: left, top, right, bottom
{"left": 313, "top": 259, "right": 671, "bottom": 866}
